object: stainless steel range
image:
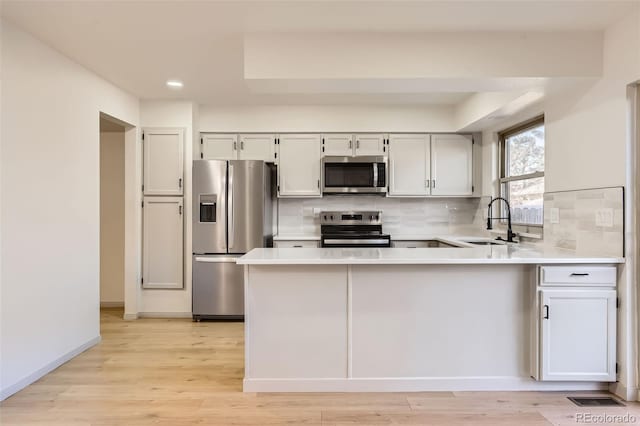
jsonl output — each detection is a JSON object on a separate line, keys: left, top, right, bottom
{"left": 320, "top": 211, "right": 391, "bottom": 248}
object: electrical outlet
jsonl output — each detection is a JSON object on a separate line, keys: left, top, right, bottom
{"left": 549, "top": 208, "right": 560, "bottom": 224}
{"left": 595, "top": 208, "right": 614, "bottom": 227}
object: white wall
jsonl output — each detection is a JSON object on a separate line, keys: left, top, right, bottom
{"left": 544, "top": 11, "right": 640, "bottom": 193}
{"left": 199, "top": 105, "right": 455, "bottom": 133}
{"left": 139, "top": 101, "right": 195, "bottom": 316}
{"left": 0, "top": 20, "right": 139, "bottom": 399}
{"left": 479, "top": 9, "right": 640, "bottom": 400}
{"left": 481, "top": 11, "right": 640, "bottom": 195}
{"left": 100, "top": 130, "right": 125, "bottom": 305}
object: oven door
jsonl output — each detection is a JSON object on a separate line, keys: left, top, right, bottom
{"left": 321, "top": 235, "right": 391, "bottom": 248}
{"left": 323, "top": 156, "right": 387, "bottom": 194}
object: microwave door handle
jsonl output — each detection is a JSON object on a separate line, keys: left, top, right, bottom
{"left": 373, "top": 163, "right": 378, "bottom": 187}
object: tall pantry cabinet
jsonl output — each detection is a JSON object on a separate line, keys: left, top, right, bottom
{"left": 142, "top": 128, "right": 185, "bottom": 289}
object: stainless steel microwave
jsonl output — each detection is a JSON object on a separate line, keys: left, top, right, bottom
{"left": 322, "top": 156, "right": 387, "bottom": 194}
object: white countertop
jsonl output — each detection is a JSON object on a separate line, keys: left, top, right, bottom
{"left": 273, "top": 234, "right": 485, "bottom": 242}
{"left": 238, "top": 245, "right": 624, "bottom": 265}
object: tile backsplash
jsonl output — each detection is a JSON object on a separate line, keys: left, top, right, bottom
{"left": 277, "top": 196, "right": 488, "bottom": 237}
{"left": 543, "top": 187, "right": 624, "bottom": 257}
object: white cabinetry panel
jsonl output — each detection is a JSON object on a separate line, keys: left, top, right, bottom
{"left": 201, "top": 133, "right": 237, "bottom": 160}
{"left": 143, "top": 128, "right": 184, "bottom": 195}
{"left": 539, "top": 288, "right": 616, "bottom": 381}
{"left": 388, "top": 134, "right": 430, "bottom": 196}
{"left": 239, "top": 134, "right": 276, "bottom": 161}
{"left": 277, "top": 134, "right": 322, "bottom": 197}
{"left": 431, "top": 134, "right": 473, "bottom": 196}
{"left": 142, "top": 197, "right": 184, "bottom": 289}
{"left": 540, "top": 266, "right": 617, "bottom": 286}
{"left": 355, "top": 133, "right": 385, "bottom": 156}
{"left": 273, "top": 240, "right": 320, "bottom": 248}
{"left": 246, "top": 265, "right": 348, "bottom": 378}
{"left": 351, "top": 265, "right": 527, "bottom": 378}
{"left": 323, "top": 134, "right": 353, "bottom": 156}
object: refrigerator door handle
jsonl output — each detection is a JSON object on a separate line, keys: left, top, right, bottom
{"left": 228, "top": 164, "right": 234, "bottom": 250}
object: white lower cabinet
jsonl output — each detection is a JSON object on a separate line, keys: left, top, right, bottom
{"left": 533, "top": 266, "right": 617, "bottom": 382}
{"left": 274, "top": 240, "right": 320, "bottom": 248}
{"left": 142, "top": 197, "right": 184, "bottom": 289}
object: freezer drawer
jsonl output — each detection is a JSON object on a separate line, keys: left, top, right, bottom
{"left": 192, "top": 255, "right": 244, "bottom": 318}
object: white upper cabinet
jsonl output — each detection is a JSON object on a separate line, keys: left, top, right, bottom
{"left": 322, "top": 134, "right": 353, "bottom": 156}
{"left": 539, "top": 288, "right": 616, "bottom": 381}
{"left": 201, "top": 133, "right": 237, "bottom": 160}
{"left": 201, "top": 133, "right": 275, "bottom": 162}
{"left": 143, "top": 128, "right": 184, "bottom": 196}
{"left": 354, "top": 134, "right": 386, "bottom": 156}
{"left": 431, "top": 134, "right": 473, "bottom": 196}
{"left": 277, "top": 134, "right": 322, "bottom": 197}
{"left": 142, "top": 196, "right": 184, "bottom": 289}
{"left": 388, "top": 134, "right": 430, "bottom": 196}
{"left": 238, "top": 134, "right": 276, "bottom": 162}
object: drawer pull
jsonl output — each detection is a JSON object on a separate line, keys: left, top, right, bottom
{"left": 293, "top": 245, "right": 303, "bottom": 248}
{"left": 570, "top": 273, "right": 590, "bottom": 277}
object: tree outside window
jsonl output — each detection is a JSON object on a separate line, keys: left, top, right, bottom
{"left": 499, "top": 117, "right": 545, "bottom": 226}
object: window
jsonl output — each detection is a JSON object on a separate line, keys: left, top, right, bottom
{"left": 499, "top": 116, "right": 544, "bottom": 226}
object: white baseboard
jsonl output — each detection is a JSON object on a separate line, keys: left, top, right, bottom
{"left": 138, "top": 312, "right": 192, "bottom": 318}
{"left": 100, "top": 301, "right": 124, "bottom": 308}
{"left": 0, "top": 336, "right": 101, "bottom": 401}
{"left": 123, "top": 312, "right": 138, "bottom": 320}
{"left": 609, "top": 382, "right": 633, "bottom": 401}
{"left": 243, "top": 377, "right": 609, "bottom": 393}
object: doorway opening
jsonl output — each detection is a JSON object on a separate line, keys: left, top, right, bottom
{"left": 100, "top": 115, "right": 126, "bottom": 314}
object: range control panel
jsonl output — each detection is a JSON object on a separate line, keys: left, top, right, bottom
{"left": 320, "top": 211, "right": 382, "bottom": 226}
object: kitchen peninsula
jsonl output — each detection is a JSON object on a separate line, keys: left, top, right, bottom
{"left": 238, "top": 244, "right": 623, "bottom": 392}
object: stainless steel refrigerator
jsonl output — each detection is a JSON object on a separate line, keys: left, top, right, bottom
{"left": 192, "top": 160, "right": 274, "bottom": 320}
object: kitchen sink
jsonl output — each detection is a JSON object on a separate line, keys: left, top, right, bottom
{"left": 465, "top": 241, "right": 504, "bottom": 246}
{"left": 458, "top": 238, "right": 507, "bottom": 246}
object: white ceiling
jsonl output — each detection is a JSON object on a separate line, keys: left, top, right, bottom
{"left": 2, "top": 1, "right": 635, "bottom": 106}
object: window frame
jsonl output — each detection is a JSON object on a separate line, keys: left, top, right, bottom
{"left": 498, "top": 115, "right": 545, "bottom": 228}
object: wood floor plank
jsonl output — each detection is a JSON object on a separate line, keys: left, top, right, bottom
{"left": 0, "top": 308, "right": 633, "bottom": 426}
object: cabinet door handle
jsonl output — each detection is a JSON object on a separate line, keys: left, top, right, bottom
{"left": 432, "top": 179, "right": 436, "bottom": 188}
{"left": 178, "top": 205, "right": 183, "bottom": 215}
{"left": 425, "top": 179, "right": 430, "bottom": 188}
{"left": 233, "top": 141, "right": 237, "bottom": 150}
{"left": 317, "top": 179, "right": 320, "bottom": 189}
{"left": 240, "top": 140, "right": 244, "bottom": 150}
{"left": 178, "top": 177, "right": 182, "bottom": 188}
{"left": 570, "top": 273, "right": 590, "bottom": 276}
{"left": 543, "top": 304, "right": 549, "bottom": 319}
{"left": 356, "top": 140, "right": 360, "bottom": 149}
{"left": 349, "top": 140, "right": 353, "bottom": 149}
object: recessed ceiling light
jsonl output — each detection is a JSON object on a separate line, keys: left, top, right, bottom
{"left": 166, "top": 80, "right": 183, "bottom": 88}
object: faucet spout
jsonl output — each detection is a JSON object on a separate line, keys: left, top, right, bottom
{"left": 486, "top": 197, "right": 517, "bottom": 243}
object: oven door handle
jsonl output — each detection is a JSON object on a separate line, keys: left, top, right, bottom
{"left": 323, "top": 239, "right": 389, "bottom": 245}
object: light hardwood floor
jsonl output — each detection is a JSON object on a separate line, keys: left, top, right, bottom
{"left": 1, "top": 308, "right": 638, "bottom": 425}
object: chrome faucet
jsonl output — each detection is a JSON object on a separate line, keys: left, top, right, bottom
{"left": 486, "top": 197, "right": 517, "bottom": 243}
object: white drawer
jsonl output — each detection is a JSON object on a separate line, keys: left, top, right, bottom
{"left": 391, "top": 240, "right": 434, "bottom": 248}
{"left": 274, "top": 240, "right": 319, "bottom": 248}
{"left": 540, "top": 266, "right": 617, "bottom": 287}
